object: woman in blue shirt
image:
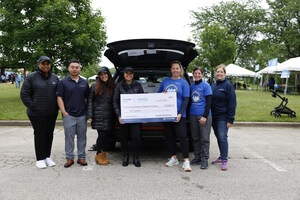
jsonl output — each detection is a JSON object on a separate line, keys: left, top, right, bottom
{"left": 211, "top": 64, "right": 236, "bottom": 171}
{"left": 158, "top": 61, "right": 191, "bottom": 172}
{"left": 189, "top": 67, "right": 212, "bottom": 169}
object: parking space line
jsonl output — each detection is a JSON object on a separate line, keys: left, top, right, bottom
{"left": 242, "top": 147, "right": 287, "bottom": 172}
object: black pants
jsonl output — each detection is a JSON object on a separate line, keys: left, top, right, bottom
{"left": 96, "top": 130, "right": 110, "bottom": 154}
{"left": 164, "top": 117, "right": 189, "bottom": 158}
{"left": 28, "top": 114, "right": 57, "bottom": 161}
{"left": 120, "top": 123, "right": 141, "bottom": 156}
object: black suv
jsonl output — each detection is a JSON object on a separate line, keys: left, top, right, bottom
{"left": 104, "top": 39, "right": 198, "bottom": 148}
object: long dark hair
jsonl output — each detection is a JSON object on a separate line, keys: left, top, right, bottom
{"left": 95, "top": 72, "right": 116, "bottom": 96}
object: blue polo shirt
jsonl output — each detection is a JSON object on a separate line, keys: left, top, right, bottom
{"left": 56, "top": 76, "right": 90, "bottom": 117}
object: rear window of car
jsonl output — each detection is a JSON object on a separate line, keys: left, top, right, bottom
{"left": 117, "top": 49, "right": 185, "bottom": 65}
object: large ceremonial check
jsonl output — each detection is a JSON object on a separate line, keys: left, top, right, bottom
{"left": 121, "top": 92, "right": 177, "bottom": 123}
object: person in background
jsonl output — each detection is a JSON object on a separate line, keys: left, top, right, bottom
{"left": 56, "top": 59, "right": 90, "bottom": 168}
{"left": 20, "top": 56, "right": 59, "bottom": 169}
{"left": 87, "top": 66, "right": 116, "bottom": 165}
{"left": 16, "top": 72, "right": 22, "bottom": 88}
{"left": 211, "top": 64, "right": 236, "bottom": 171}
{"left": 11, "top": 73, "right": 15, "bottom": 84}
{"left": 189, "top": 67, "right": 212, "bottom": 169}
{"left": 1, "top": 74, "right": 5, "bottom": 83}
{"left": 158, "top": 61, "right": 191, "bottom": 172}
{"left": 268, "top": 77, "right": 275, "bottom": 91}
{"left": 113, "top": 66, "right": 144, "bottom": 167}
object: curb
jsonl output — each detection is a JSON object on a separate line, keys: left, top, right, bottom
{"left": 0, "top": 120, "right": 299, "bottom": 128}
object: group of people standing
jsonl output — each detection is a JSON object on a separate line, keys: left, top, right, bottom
{"left": 20, "top": 55, "right": 236, "bottom": 172}
{"left": 1, "top": 72, "right": 22, "bottom": 87}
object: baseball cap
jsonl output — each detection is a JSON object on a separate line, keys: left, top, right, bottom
{"left": 38, "top": 56, "right": 51, "bottom": 63}
{"left": 123, "top": 66, "right": 134, "bottom": 73}
{"left": 98, "top": 66, "right": 110, "bottom": 74}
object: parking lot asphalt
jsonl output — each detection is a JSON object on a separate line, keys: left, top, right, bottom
{"left": 0, "top": 125, "right": 299, "bottom": 200}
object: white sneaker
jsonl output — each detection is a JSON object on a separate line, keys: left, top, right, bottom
{"left": 36, "top": 160, "right": 47, "bottom": 169}
{"left": 182, "top": 161, "right": 192, "bottom": 172}
{"left": 165, "top": 157, "right": 179, "bottom": 167}
{"left": 45, "top": 158, "right": 55, "bottom": 167}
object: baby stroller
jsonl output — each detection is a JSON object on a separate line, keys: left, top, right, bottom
{"left": 270, "top": 89, "right": 296, "bottom": 117}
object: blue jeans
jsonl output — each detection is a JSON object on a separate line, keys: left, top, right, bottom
{"left": 16, "top": 81, "right": 21, "bottom": 88}
{"left": 212, "top": 120, "right": 228, "bottom": 160}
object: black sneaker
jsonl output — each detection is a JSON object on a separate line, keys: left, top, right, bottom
{"left": 200, "top": 160, "right": 208, "bottom": 169}
{"left": 190, "top": 157, "right": 202, "bottom": 165}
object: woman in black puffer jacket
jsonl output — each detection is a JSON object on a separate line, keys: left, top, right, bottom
{"left": 113, "top": 66, "right": 144, "bottom": 167}
{"left": 20, "top": 56, "right": 59, "bottom": 169}
{"left": 87, "top": 66, "right": 116, "bottom": 165}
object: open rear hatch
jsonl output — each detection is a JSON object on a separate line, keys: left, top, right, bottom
{"left": 104, "top": 39, "right": 198, "bottom": 71}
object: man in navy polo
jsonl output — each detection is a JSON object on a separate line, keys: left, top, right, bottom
{"left": 56, "top": 59, "right": 90, "bottom": 168}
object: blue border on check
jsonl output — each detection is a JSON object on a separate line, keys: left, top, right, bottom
{"left": 122, "top": 117, "right": 177, "bottom": 123}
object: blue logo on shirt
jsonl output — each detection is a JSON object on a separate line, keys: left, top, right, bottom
{"left": 191, "top": 91, "right": 201, "bottom": 102}
{"left": 165, "top": 84, "right": 178, "bottom": 92}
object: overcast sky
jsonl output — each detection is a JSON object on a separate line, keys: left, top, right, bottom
{"left": 91, "top": 0, "right": 267, "bottom": 68}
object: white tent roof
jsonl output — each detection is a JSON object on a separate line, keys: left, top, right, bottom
{"left": 274, "top": 57, "right": 300, "bottom": 72}
{"left": 79, "top": 75, "right": 86, "bottom": 80}
{"left": 88, "top": 75, "right": 98, "bottom": 80}
{"left": 257, "top": 65, "right": 280, "bottom": 74}
{"left": 226, "top": 64, "right": 256, "bottom": 77}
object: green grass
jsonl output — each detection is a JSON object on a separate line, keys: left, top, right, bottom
{"left": 0, "top": 83, "right": 62, "bottom": 120}
{"left": 235, "top": 90, "right": 300, "bottom": 122}
{"left": 0, "top": 83, "right": 299, "bottom": 122}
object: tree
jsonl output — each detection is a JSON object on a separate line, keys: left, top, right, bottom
{"left": 0, "top": 0, "right": 107, "bottom": 73}
{"left": 188, "top": 23, "right": 237, "bottom": 82}
{"left": 80, "top": 63, "right": 99, "bottom": 80}
{"left": 190, "top": 0, "right": 265, "bottom": 66}
{"left": 264, "top": 0, "right": 300, "bottom": 58}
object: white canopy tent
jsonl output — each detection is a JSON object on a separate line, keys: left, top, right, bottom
{"left": 226, "top": 64, "right": 256, "bottom": 77}
{"left": 257, "top": 66, "right": 279, "bottom": 74}
{"left": 88, "top": 74, "right": 98, "bottom": 80}
{"left": 79, "top": 75, "right": 86, "bottom": 80}
{"left": 274, "top": 57, "right": 300, "bottom": 72}
{"left": 257, "top": 63, "right": 281, "bottom": 92}
{"left": 273, "top": 57, "right": 300, "bottom": 94}
{"left": 225, "top": 64, "right": 257, "bottom": 90}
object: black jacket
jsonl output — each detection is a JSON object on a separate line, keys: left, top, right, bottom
{"left": 20, "top": 67, "right": 59, "bottom": 117}
{"left": 113, "top": 80, "right": 144, "bottom": 117}
{"left": 87, "top": 83, "right": 115, "bottom": 130}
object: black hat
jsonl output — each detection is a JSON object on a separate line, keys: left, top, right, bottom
{"left": 98, "top": 66, "right": 110, "bottom": 74}
{"left": 38, "top": 56, "right": 51, "bottom": 63}
{"left": 123, "top": 66, "right": 134, "bottom": 73}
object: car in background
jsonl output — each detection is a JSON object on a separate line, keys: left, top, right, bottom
{"left": 104, "top": 39, "right": 198, "bottom": 149}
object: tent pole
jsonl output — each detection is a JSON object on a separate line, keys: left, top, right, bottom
{"left": 260, "top": 74, "right": 263, "bottom": 92}
{"left": 284, "top": 78, "right": 288, "bottom": 95}
{"left": 295, "top": 74, "right": 298, "bottom": 93}
{"left": 252, "top": 76, "right": 255, "bottom": 91}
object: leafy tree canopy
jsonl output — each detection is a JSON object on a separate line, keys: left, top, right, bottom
{"left": 190, "top": 0, "right": 265, "bottom": 66}
{"left": 0, "top": 0, "right": 107, "bottom": 73}
{"left": 188, "top": 23, "right": 237, "bottom": 82}
{"left": 264, "top": 0, "right": 300, "bottom": 58}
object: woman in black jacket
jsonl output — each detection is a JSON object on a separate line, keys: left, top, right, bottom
{"left": 113, "top": 66, "right": 144, "bottom": 167}
{"left": 87, "top": 66, "right": 116, "bottom": 165}
{"left": 20, "top": 56, "right": 59, "bottom": 169}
